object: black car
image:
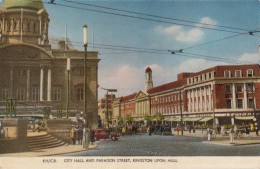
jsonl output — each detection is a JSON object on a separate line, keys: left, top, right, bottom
{"left": 162, "top": 125, "right": 172, "bottom": 135}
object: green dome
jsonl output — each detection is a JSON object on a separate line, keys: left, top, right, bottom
{"left": 3, "top": 0, "right": 45, "bottom": 10}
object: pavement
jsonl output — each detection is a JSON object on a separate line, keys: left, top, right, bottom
{"left": 1, "top": 130, "right": 260, "bottom": 156}
{"left": 178, "top": 130, "right": 260, "bottom": 146}
{"left": 1, "top": 143, "right": 97, "bottom": 157}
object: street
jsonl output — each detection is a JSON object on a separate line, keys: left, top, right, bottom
{"left": 64, "top": 133, "right": 260, "bottom": 156}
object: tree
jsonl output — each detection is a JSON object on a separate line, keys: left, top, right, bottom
{"left": 125, "top": 114, "right": 133, "bottom": 123}
{"left": 153, "top": 113, "right": 164, "bottom": 122}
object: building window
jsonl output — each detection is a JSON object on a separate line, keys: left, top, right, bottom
{"left": 224, "top": 70, "right": 231, "bottom": 78}
{"left": 225, "top": 84, "right": 232, "bottom": 93}
{"left": 32, "top": 87, "right": 40, "bottom": 101}
{"left": 18, "top": 69, "right": 26, "bottom": 76}
{"left": 248, "top": 99, "right": 254, "bottom": 108}
{"left": 247, "top": 69, "right": 253, "bottom": 77}
{"left": 226, "top": 99, "right": 232, "bottom": 109}
{"left": 17, "top": 87, "right": 26, "bottom": 101}
{"left": 1, "top": 87, "right": 9, "bottom": 101}
{"left": 235, "top": 70, "right": 242, "bottom": 78}
{"left": 247, "top": 83, "right": 254, "bottom": 93}
{"left": 77, "top": 87, "right": 84, "bottom": 101}
{"left": 236, "top": 99, "right": 243, "bottom": 109}
{"left": 235, "top": 84, "right": 243, "bottom": 93}
{"left": 53, "top": 87, "right": 62, "bottom": 101}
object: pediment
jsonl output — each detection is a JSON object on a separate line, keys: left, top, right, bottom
{"left": 135, "top": 91, "right": 148, "bottom": 99}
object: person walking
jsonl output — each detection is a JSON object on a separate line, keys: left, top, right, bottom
{"left": 207, "top": 127, "right": 211, "bottom": 141}
{"left": 70, "top": 127, "right": 77, "bottom": 145}
{"left": 176, "top": 127, "right": 179, "bottom": 135}
{"left": 77, "top": 127, "right": 83, "bottom": 145}
{"left": 245, "top": 125, "right": 250, "bottom": 134}
{"left": 221, "top": 125, "right": 225, "bottom": 136}
{"left": 148, "top": 126, "right": 152, "bottom": 136}
{"left": 122, "top": 127, "right": 126, "bottom": 137}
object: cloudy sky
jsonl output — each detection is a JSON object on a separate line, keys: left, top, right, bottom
{"left": 1, "top": 0, "right": 260, "bottom": 98}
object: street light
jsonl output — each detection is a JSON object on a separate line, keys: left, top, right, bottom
{"left": 83, "top": 24, "right": 89, "bottom": 149}
{"left": 101, "top": 87, "right": 117, "bottom": 128}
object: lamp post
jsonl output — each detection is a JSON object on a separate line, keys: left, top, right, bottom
{"left": 101, "top": 87, "right": 117, "bottom": 128}
{"left": 83, "top": 24, "right": 89, "bottom": 149}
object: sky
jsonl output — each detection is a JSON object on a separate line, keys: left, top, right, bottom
{"left": 1, "top": 0, "right": 260, "bottom": 98}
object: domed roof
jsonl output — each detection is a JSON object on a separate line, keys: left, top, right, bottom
{"left": 2, "top": 0, "right": 45, "bottom": 10}
{"left": 145, "top": 67, "right": 152, "bottom": 73}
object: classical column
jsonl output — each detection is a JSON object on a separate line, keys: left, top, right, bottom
{"left": 10, "top": 69, "right": 14, "bottom": 98}
{"left": 232, "top": 84, "right": 237, "bottom": 108}
{"left": 26, "top": 69, "right": 31, "bottom": 101}
{"left": 209, "top": 86, "right": 212, "bottom": 111}
{"left": 243, "top": 83, "right": 248, "bottom": 109}
{"left": 47, "top": 68, "right": 52, "bottom": 101}
{"left": 40, "top": 67, "right": 44, "bottom": 101}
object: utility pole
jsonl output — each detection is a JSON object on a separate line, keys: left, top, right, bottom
{"left": 101, "top": 87, "right": 117, "bottom": 128}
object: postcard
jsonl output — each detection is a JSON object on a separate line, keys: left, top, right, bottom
{"left": 0, "top": 0, "right": 260, "bottom": 169}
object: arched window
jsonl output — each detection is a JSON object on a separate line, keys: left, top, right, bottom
{"left": 53, "top": 87, "right": 62, "bottom": 101}
{"left": 17, "top": 87, "right": 26, "bottom": 101}
{"left": 32, "top": 87, "right": 40, "bottom": 101}
{"left": 1, "top": 87, "right": 9, "bottom": 101}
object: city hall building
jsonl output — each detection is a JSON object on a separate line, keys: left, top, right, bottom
{"left": 0, "top": 0, "right": 99, "bottom": 127}
{"left": 112, "top": 64, "right": 260, "bottom": 126}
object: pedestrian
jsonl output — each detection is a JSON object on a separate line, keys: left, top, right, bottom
{"left": 245, "top": 125, "right": 250, "bottom": 134}
{"left": 207, "top": 127, "right": 211, "bottom": 141}
{"left": 250, "top": 123, "right": 254, "bottom": 132}
{"left": 217, "top": 125, "right": 221, "bottom": 134}
{"left": 77, "top": 127, "right": 83, "bottom": 145}
{"left": 0, "top": 128, "right": 5, "bottom": 139}
{"left": 122, "top": 127, "right": 126, "bottom": 137}
{"left": 221, "top": 125, "right": 225, "bottom": 136}
{"left": 160, "top": 124, "right": 164, "bottom": 135}
{"left": 90, "top": 128, "right": 95, "bottom": 144}
{"left": 176, "top": 127, "right": 179, "bottom": 135}
{"left": 70, "top": 127, "right": 77, "bottom": 145}
{"left": 148, "top": 126, "right": 152, "bottom": 136}
{"left": 230, "top": 125, "right": 235, "bottom": 144}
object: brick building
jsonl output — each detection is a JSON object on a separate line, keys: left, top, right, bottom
{"left": 112, "top": 64, "right": 260, "bottom": 127}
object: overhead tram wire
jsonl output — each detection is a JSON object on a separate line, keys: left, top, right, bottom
{"left": 45, "top": 1, "right": 246, "bottom": 34}
{"left": 60, "top": 0, "right": 251, "bottom": 33}
{"left": 172, "top": 27, "right": 260, "bottom": 51}
{"left": 48, "top": 38, "right": 254, "bottom": 65}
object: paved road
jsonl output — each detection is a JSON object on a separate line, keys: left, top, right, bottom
{"left": 64, "top": 134, "right": 260, "bottom": 156}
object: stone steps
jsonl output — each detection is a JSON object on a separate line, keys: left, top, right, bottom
{"left": 28, "top": 134, "right": 68, "bottom": 151}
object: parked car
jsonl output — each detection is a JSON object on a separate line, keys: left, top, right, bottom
{"left": 94, "top": 128, "right": 119, "bottom": 141}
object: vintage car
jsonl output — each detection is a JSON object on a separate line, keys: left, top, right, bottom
{"left": 94, "top": 128, "right": 119, "bottom": 141}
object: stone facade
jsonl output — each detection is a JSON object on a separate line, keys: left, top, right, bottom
{"left": 0, "top": 0, "right": 99, "bottom": 127}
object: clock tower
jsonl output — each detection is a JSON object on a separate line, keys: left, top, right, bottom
{"left": 145, "top": 67, "right": 153, "bottom": 92}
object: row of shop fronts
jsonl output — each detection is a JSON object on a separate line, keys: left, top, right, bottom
{"left": 108, "top": 64, "right": 260, "bottom": 128}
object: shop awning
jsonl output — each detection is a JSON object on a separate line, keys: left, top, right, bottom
{"left": 198, "top": 117, "right": 213, "bottom": 122}
{"left": 235, "top": 116, "right": 255, "bottom": 120}
{"left": 135, "top": 118, "right": 144, "bottom": 122}
{"left": 183, "top": 117, "right": 203, "bottom": 122}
